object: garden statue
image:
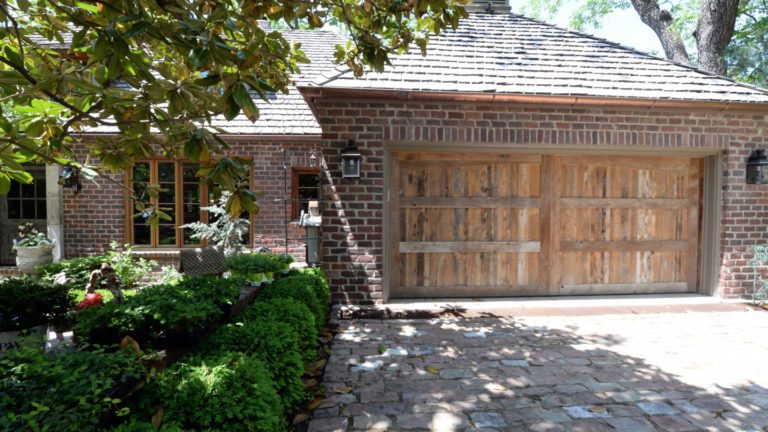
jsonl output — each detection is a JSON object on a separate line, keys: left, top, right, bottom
{"left": 85, "top": 263, "right": 124, "bottom": 304}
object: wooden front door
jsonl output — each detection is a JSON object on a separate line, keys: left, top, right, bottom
{"left": 0, "top": 167, "right": 48, "bottom": 265}
{"left": 388, "top": 152, "right": 702, "bottom": 298}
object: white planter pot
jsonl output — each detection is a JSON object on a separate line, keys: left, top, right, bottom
{"left": 14, "top": 245, "right": 53, "bottom": 275}
{"left": 0, "top": 325, "right": 46, "bottom": 352}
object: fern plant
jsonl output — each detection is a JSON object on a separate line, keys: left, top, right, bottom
{"left": 181, "top": 193, "right": 250, "bottom": 256}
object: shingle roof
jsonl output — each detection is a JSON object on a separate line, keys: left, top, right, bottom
{"left": 311, "top": 13, "right": 768, "bottom": 104}
{"left": 207, "top": 29, "right": 343, "bottom": 135}
{"left": 80, "top": 28, "right": 343, "bottom": 135}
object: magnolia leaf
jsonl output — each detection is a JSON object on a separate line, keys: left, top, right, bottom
{"left": 333, "top": 386, "right": 354, "bottom": 393}
{"left": 189, "top": 47, "right": 211, "bottom": 68}
{"left": 378, "top": 344, "right": 387, "bottom": 354}
{"left": 0, "top": 174, "right": 10, "bottom": 195}
{"left": 425, "top": 365, "right": 439, "bottom": 374}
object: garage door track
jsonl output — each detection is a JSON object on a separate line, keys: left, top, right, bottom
{"left": 309, "top": 309, "right": 768, "bottom": 431}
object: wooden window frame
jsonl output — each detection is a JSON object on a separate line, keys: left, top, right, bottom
{"left": 125, "top": 158, "right": 255, "bottom": 249}
{"left": 291, "top": 167, "right": 320, "bottom": 220}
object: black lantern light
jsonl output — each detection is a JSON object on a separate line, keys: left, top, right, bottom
{"left": 58, "top": 166, "right": 82, "bottom": 193}
{"left": 747, "top": 149, "right": 768, "bottom": 184}
{"left": 340, "top": 139, "right": 362, "bottom": 178}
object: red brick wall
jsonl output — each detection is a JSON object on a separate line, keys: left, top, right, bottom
{"left": 62, "top": 139, "right": 321, "bottom": 264}
{"left": 311, "top": 98, "right": 768, "bottom": 304}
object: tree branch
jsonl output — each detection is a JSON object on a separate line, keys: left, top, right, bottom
{"left": 629, "top": 0, "right": 691, "bottom": 65}
{"left": 696, "top": 0, "right": 740, "bottom": 74}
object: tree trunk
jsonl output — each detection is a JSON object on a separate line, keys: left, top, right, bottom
{"left": 696, "top": 0, "right": 740, "bottom": 75}
{"left": 629, "top": 0, "right": 691, "bottom": 65}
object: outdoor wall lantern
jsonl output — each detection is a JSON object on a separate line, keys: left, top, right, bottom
{"left": 58, "top": 166, "right": 82, "bottom": 193}
{"left": 340, "top": 139, "right": 362, "bottom": 178}
{"left": 747, "top": 149, "right": 768, "bottom": 184}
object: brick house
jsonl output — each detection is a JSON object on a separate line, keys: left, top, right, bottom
{"left": 12, "top": 7, "right": 768, "bottom": 304}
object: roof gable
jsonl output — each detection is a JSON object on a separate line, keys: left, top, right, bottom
{"left": 311, "top": 13, "right": 768, "bottom": 104}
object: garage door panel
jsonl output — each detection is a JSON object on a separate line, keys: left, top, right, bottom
{"left": 390, "top": 152, "right": 702, "bottom": 298}
{"left": 559, "top": 251, "right": 688, "bottom": 286}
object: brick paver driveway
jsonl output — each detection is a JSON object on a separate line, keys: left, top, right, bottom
{"left": 309, "top": 309, "right": 768, "bottom": 431}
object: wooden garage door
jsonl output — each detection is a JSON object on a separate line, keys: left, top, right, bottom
{"left": 388, "top": 152, "right": 702, "bottom": 298}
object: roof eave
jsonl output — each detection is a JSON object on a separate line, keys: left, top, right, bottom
{"left": 297, "top": 86, "right": 768, "bottom": 113}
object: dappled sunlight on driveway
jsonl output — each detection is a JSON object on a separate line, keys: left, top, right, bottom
{"left": 308, "top": 310, "right": 768, "bottom": 431}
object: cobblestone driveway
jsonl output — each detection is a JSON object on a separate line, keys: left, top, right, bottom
{"left": 309, "top": 310, "right": 768, "bottom": 431}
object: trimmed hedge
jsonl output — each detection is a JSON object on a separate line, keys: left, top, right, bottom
{"left": 74, "top": 276, "right": 240, "bottom": 347}
{"left": 240, "top": 298, "right": 318, "bottom": 362}
{"left": 200, "top": 318, "right": 307, "bottom": 409}
{"left": 257, "top": 275, "right": 325, "bottom": 329}
{"left": 141, "top": 352, "right": 284, "bottom": 432}
{"left": 0, "top": 276, "right": 74, "bottom": 331}
{"left": 120, "top": 268, "right": 331, "bottom": 431}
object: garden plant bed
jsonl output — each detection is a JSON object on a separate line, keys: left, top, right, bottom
{"left": 1, "top": 249, "right": 331, "bottom": 432}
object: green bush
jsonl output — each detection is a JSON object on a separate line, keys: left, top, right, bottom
{"left": 40, "top": 254, "right": 108, "bottom": 290}
{"left": 0, "top": 344, "right": 145, "bottom": 432}
{"left": 0, "top": 276, "right": 74, "bottom": 331}
{"left": 107, "top": 242, "right": 157, "bottom": 289}
{"left": 200, "top": 318, "right": 307, "bottom": 409}
{"left": 39, "top": 244, "right": 157, "bottom": 292}
{"left": 74, "top": 276, "right": 241, "bottom": 347}
{"left": 241, "top": 298, "right": 318, "bottom": 362}
{"left": 139, "top": 352, "right": 284, "bottom": 432}
{"left": 108, "top": 420, "right": 184, "bottom": 431}
{"left": 225, "top": 252, "right": 282, "bottom": 276}
{"left": 258, "top": 275, "right": 325, "bottom": 328}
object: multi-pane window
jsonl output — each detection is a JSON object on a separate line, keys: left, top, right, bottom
{"left": 128, "top": 160, "right": 252, "bottom": 248}
{"left": 7, "top": 170, "right": 46, "bottom": 220}
{"left": 291, "top": 167, "right": 320, "bottom": 219}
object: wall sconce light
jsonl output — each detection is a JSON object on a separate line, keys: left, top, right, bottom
{"left": 58, "top": 166, "right": 82, "bottom": 193}
{"left": 747, "top": 149, "right": 768, "bottom": 184}
{"left": 340, "top": 139, "right": 362, "bottom": 178}
{"left": 309, "top": 148, "right": 319, "bottom": 168}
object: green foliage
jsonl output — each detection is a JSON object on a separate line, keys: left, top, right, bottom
{"left": 181, "top": 192, "right": 251, "bottom": 256}
{"left": 257, "top": 275, "right": 325, "bottom": 328}
{"left": 107, "top": 242, "right": 157, "bottom": 289}
{"left": 108, "top": 420, "right": 184, "bottom": 432}
{"left": 200, "top": 318, "right": 307, "bottom": 409}
{"left": 225, "top": 252, "right": 285, "bottom": 275}
{"left": 0, "top": 0, "right": 467, "bottom": 217}
{"left": 39, "top": 244, "right": 157, "bottom": 291}
{"left": 74, "top": 276, "right": 240, "bottom": 347}
{"left": 40, "top": 254, "right": 108, "bottom": 290}
{"left": 0, "top": 344, "right": 145, "bottom": 432}
{"left": 240, "top": 298, "right": 318, "bottom": 363}
{"left": 137, "top": 353, "right": 284, "bottom": 432}
{"left": 727, "top": 0, "right": 768, "bottom": 87}
{"left": 0, "top": 276, "right": 73, "bottom": 331}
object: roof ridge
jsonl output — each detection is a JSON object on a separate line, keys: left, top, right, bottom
{"left": 502, "top": 12, "right": 768, "bottom": 97}
{"left": 309, "top": 12, "right": 768, "bottom": 99}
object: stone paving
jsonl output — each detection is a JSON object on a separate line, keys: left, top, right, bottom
{"left": 308, "top": 309, "right": 768, "bottom": 431}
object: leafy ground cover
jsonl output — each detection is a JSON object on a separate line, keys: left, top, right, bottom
{"left": 0, "top": 251, "right": 331, "bottom": 432}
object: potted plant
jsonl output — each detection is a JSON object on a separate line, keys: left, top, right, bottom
{"left": 13, "top": 222, "right": 54, "bottom": 275}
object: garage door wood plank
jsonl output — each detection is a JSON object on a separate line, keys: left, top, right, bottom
{"left": 559, "top": 282, "right": 690, "bottom": 295}
{"left": 400, "top": 196, "right": 541, "bottom": 208}
{"left": 561, "top": 155, "right": 690, "bottom": 173}
{"left": 559, "top": 198, "right": 688, "bottom": 209}
{"left": 560, "top": 240, "right": 688, "bottom": 252}
{"left": 397, "top": 284, "right": 542, "bottom": 298}
{"left": 687, "top": 160, "right": 701, "bottom": 291}
{"left": 399, "top": 241, "right": 541, "bottom": 253}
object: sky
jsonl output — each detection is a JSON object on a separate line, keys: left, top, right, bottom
{"left": 522, "top": 3, "right": 665, "bottom": 56}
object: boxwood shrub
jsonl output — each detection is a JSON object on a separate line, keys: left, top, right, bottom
{"left": 200, "top": 317, "right": 307, "bottom": 409}
{"left": 136, "top": 352, "right": 284, "bottom": 432}
{"left": 240, "top": 298, "right": 318, "bottom": 362}
{"left": 74, "top": 276, "right": 240, "bottom": 347}
{"left": 0, "top": 276, "right": 74, "bottom": 331}
{"left": 0, "top": 344, "right": 145, "bottom": 432}
{"left": 257, "top": 276, "right": 325, "bottom": 328}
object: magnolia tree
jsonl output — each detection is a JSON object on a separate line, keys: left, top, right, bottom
{"left": 0, "top": 0, "right": 468, "bottom": 219}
